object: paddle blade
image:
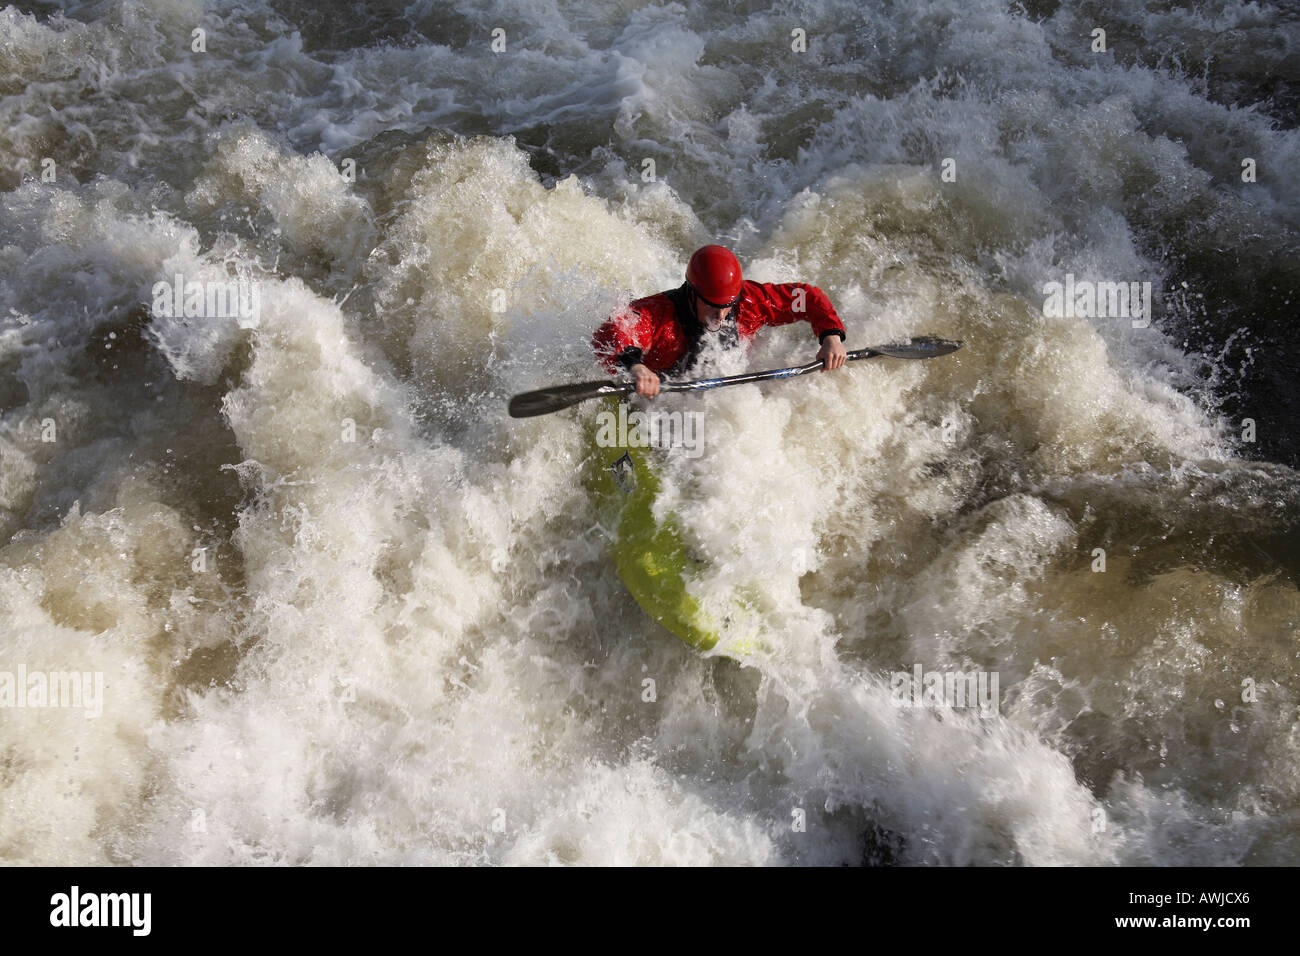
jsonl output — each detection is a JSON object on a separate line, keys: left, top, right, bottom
{"left": 867, "top": 336, "right": 963, "bottom": 360}
{"left": 507, "top": 380, "right": 631, "bottom": 418}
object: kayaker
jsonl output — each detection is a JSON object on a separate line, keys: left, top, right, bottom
{"left": 592, "top": 245, "right": 848, "bottom": 397}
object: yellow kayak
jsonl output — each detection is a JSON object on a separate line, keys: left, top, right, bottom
{"left": 584, "top": 398, "right": 757, "bottom": 654}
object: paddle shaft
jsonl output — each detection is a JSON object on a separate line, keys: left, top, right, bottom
{"left": 659, "top": 345, "right": 884, "bottom": 394}
{"left": 507, "top": 337, "right": 962, "bottom": 417}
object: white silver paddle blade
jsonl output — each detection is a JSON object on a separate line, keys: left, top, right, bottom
{"left": 871, "top": 337, "right": 963, "bottom": 359}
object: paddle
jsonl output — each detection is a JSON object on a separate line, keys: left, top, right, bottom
{"left": 507, "top": 336, "right": 962, "bottom": 418}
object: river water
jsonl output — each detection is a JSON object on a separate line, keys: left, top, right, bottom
{"left": 1, "top": 0, "right": 1298, "bottom": 864}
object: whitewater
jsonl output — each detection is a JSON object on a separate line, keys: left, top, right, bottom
{"left": 1, "top": 0, "right": 1297, "bottom": 865}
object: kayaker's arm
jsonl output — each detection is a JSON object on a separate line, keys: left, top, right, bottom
{"left": 745, "top": 282, "right": 847, "bottom": 353}
{"left": 762, "top": 282, "right": 848, "bottom": 371}
{"left": 594, "top": 329, "right": 663, "bottom": 397}
{"left": 594, "top": 300, "right": 676, "bottom": 396}
{"left": 593, "top": 308, "right": 652, "bottom": 374}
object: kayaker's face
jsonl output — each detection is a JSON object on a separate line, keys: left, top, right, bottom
{"left": 694, "top": 297, "right": 734, "bottom": 332}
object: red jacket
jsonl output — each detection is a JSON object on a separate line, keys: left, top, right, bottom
{"left": 593, "top": 280, "right": 846, "bottom": 375}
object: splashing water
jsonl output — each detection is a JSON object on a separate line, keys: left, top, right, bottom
{"left": 0, "top": 0, "right": 1298, "bottom": 865}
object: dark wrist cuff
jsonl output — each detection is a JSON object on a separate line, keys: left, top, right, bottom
{"left": 818, "top": 329, "right": 845, "bottom": 343}
{"left": 616, "top": 347, "right": 645, "bottom": 370}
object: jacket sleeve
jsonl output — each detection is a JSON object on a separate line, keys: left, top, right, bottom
{"left": 748, "top": 282, "right": 846, "bottom": 342}
{"left": 592, "top": 305, "right": 655, "bottom": 374}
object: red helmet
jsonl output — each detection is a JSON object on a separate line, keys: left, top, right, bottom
{"left": 686, "top": 245, "right": 743, "bottom": 307}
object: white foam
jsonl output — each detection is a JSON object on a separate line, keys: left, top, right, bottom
{"left": 1, "top": 0, "right": 1297, "bottom": 867}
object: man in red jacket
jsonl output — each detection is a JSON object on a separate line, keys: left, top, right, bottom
{"left": 592, "top": 245, "right": 848, "bottom": 397}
